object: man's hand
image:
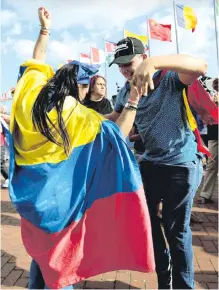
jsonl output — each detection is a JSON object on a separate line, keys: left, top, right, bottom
{"left": 132, "top": 59, "right": 155, "bottom": 96}
{"left": 38, "top": 7, "right": 51, "bottom": 29}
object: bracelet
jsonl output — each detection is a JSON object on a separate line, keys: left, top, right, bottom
{"left": 127, "top": 101, "right": 138, "bottom": 109}
{"left": 128, "top": 98, "right": 139, "bottom": 105}
{"left": 40, "top": 29, "right": 50, "bottom": 35}
{"left": 125, "top": 105, "right": 138, "bottom": 111}
{"left": 39, "top": 25, "right": 50, "bottom": 30}
{"left": 124, "top": 103, "right": 138, "bottom": 111}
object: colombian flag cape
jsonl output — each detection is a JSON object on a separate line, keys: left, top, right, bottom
{"left": 6, "top": 60, "right": 155, "bottom": 289}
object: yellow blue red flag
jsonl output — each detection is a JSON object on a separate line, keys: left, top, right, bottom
{"left": 5, "top": 60, "right": 155, "bottom": 289}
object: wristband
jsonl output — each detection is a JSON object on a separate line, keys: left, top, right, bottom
{"left": 128, "top": 98, "right": 138, "bottom": 105}
{"left": 39, "top": 25, "right": 51, "bottom": 31}
{"left": 40, "top": 29, "right": 50, "bottom": 35}
{"left": 124, "top": 103, "right": 138, "bottom": 111}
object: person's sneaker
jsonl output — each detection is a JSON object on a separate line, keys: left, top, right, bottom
{"left": 2, "top": 179, "right": 9, "bottom": 188}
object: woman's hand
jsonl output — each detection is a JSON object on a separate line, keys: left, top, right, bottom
{"left": 129, "top": 84, "right": 141, "bottom": 104}
{"left": 38, "top": 7, "right": 51, "bottom": 29}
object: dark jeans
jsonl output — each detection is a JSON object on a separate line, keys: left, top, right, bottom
{"left": 1, "top": 145, "right": 8, "bottom": 180}
{"left": 29, "top": 260, "right": 74, "bottom": 289}
{"left": 139, "top": 157, "right": 203, "bottom": 289}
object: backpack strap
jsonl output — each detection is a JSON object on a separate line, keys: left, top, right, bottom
{"left": 152, "top": 69, "right": 168, "bottom": 90}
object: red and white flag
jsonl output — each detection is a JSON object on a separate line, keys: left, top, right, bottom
{"left": 91, "top": 47, "right": 105, "bottom": 64}
{"left": 0, "top": 92, "right": 9, "bottom": 101}
{"left": 105, "top": 41, "right": 116, "bottom": 55}
{"left": 79, "top": 53, "right": 91, "bottom": 64}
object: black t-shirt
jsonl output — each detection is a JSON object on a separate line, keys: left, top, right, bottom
{"left": 83, "top": 98, "right": 113, "bottom": 115}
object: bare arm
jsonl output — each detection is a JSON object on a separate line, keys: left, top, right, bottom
{"left": 113, "top": 86, "right": 141, "bottom": 136}
{"left": 133, "top": 54, "right": 208, "bottom": 95}
{"left": 104, "top": 110, "right": 121, "bottom": 122}
{"left": 116, "top": 108, "right": 137, "bottom": 137}
{"left": 33, "top": 7, "right": 51, "bottom": 61}
{"left": 33, "top": 32, "right": 50, "bottom": 61}
{"left": 149, "top": 54, "right": 207, "bottom": 85}
{"left": 105, "top": 108, "right": 137, "bottom": 137}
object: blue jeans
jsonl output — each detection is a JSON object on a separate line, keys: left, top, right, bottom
{"left": 139, "top": 157, "right": 203, "bottom": 289}
{"left": 29, "top": 260, "right": 74, "bottom": 289}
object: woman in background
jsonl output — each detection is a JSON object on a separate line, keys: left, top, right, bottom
{"left": 83, "top": 75, "right": 113, "bottom": 114}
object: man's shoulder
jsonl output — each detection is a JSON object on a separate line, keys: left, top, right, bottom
{"left": 114, "top": 83, "right": 130, "bottom": 113}
{"left": 117, "top": 83, "right": 129, "bottom": 100}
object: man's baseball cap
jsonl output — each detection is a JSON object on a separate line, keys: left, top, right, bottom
{"left": 109, "top": 37, "right": 145, "bottom": 67}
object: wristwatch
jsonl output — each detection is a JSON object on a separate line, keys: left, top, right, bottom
{"left": 124, "top": 102, "right": 138, "bottom": 110}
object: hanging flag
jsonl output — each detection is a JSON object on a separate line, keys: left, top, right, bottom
{"left": 106, "top": 55, "right": 114, "bottom": 65}
{"left": 124, "top": 29, "right": 149, "bottom": 50}
{"left": 105, "top": 41, "right": 116, "bottom": 54}
{"left": 91, "top": 47, "right": 105, "bottom": 64}
{"left": 0, "top": 91, "right": 11, "bottom": 101}
{"left": 124, "top": 29, "right": 148, "bottom": 46}
{"left": 187, "top": 79, "right": 218, "bottom": 125}
{"left": 175, "top": 4, "right": 197, "bottom": 32}
{"left": 79, "top": 53, "right": 91, "bottom": 64}
{"left": 105, "top": 41, "right": 116, "bottom": 65}
{"left": 149, "top": 19, "right": 172, "bottom": 42}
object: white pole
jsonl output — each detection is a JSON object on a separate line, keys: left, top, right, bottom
{"left": 146, "top": 16, "right": 151, "bottom": 57}
{"left": 104, "top": 40, "right": 108, "bottom": 80}
{"left": 90, "top": 46, "right": 93, "bottom": 64}
{"left": 173, "top": 0, "right": 180, "bottom": 54}
{"left": 213, "top": 0, "right": 219, "bottom": 70}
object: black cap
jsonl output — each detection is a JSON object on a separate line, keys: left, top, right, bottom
{"left": 109, "top": 37, "right": 145, "bottom": 67}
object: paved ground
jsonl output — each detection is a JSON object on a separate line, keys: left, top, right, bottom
{"left": 1, "top": 178, "right": 218, "bottom": 289}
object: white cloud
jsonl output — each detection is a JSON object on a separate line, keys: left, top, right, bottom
{"left": 1, "top": 9, "right": 22, "bottom": 36}
{"left": 7, "top": 22, "right": 22, "bottom": 35}
{"left": 1, "top": 37, "right": 15, "bottom": 54}
{"left": 1, "top": 10, "right": 18, "bottom": 27}
{"left": 47, "top": 31, "right": 97, "bottom": 63}
{"left": 12, "top": 39, "right": 35, "bottom": 59}
{"left": 1, "top": 31, "right": 96, "bottom": 63}
{"left": 5, "top": 0, "right": 212, "bottom": 32}
{"left": 1, "top": 0, "right": 177, "bottom": 31}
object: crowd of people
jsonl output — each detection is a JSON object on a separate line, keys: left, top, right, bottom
{"left": 0, "top": 6, "right": 218, "bottom": 290}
